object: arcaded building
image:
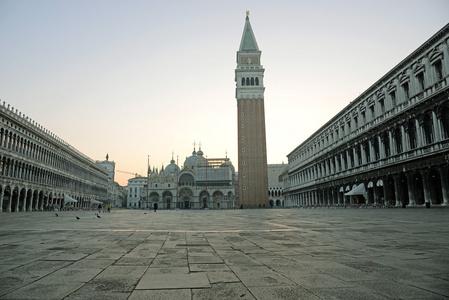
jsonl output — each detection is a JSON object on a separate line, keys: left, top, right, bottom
{"left": 0, "top": 101, "right": 108, "bottom": 212}
{"left": 235, "top": 13, "right": 269, "bottom": 208}
{"left": 286, "top": 23, "right": 449, "bottom": 207}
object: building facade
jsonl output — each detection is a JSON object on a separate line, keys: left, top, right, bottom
{"left": 286, "top": 23, "right": 449, "bottom": 207}
{"left": 127, "top": 147, "right": 237, "bottom": 209}
{"left": 96, "top": 154, "right": 122, "bottom": 207}
{"left": 0, "top": 101, "right": 108, "bottom": 212}
{"left": 235, "top": 13, "right": 269, "bottom": 208}
{"left": 268, "top": 164, "right": 288, "bottom": 207}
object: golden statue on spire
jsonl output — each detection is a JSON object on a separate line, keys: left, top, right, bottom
{"left": 246, "top": 10, "right": 250, "bottom": 16}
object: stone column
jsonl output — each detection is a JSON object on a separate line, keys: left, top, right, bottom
{"left": 22, "top": 188, "right": 27, "bottom": 212}
{"left": 432, "top": 110, "right": 441, "bottom": 142}
{"left": 406, "top": 173, "right": 416, "bottom": 206}
{"left": 372, "top": 184, "right": 378, "bottom": 205}
{"left": 6, "top": 190, "right": 12, "bottom": 212}
{"left": 402, "top": 123, "right": 409, "bottom": 151}
{"left": 0, "top": 186, "right": 4, "bottom": 212}
{"left": 27, "top": 191, "right": 32, "bottom": 211}
{"left": 382, "top": 181, "right": 387, "bottom": 205}
{"left": 388, "top": 129, "right": 394, "bottom": 156}
{"left": 361, "top": 143, "right": 367, "bottom": 164}
{"left": 378, "top": 135, "right": 385, "bottom": 158}
{"left": 393, "top": 176, "right": 401, "bottom": 207}
{"left": 416, "top": 117, "right": 424, "bottom": 147}
{"left": 421, "top": 170, "right": 431, "bottom": 206}
{"left": 369, "top": 140, "right": 374, "bottom": 162}
{"left": 438, "top": 166, "right": 449, "bottom": 205}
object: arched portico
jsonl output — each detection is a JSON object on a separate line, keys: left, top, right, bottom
{"left": 212, "top": 191, "right": 223, "bottom": 209}
{"left": 179, "top": 188, "right": 194, "bottom": 209}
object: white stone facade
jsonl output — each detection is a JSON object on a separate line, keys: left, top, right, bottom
{"left": 0, "top": 102, "right": 108, "bottom": 212}
{"left": 96, "top": 156, "right": 122, "bottom": 207}
{"left": 127, "top": 148, "right": 237, "bottom": 209}
{"left": 268, "top": 164, "right": 288, "bottom": 207}
{"left": 285, "top": 23, "right": 449, "bottom": 208}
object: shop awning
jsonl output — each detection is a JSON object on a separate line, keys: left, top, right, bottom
{"left": 344, "top": 183, "right": 367, "bottom": 196}
{"left": 64, "top": 195, "right": 78, "bottom": 203}
{"left": 89, "top": 199, "right": 102, "bottom": 204}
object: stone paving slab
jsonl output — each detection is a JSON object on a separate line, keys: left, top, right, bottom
{"left": 136, "top": 273, "right": 210, "bottom": 289}
{"left": 0, "top": 208, "right": 448, "bottom": 299}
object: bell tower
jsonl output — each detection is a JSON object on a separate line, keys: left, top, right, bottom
{"left": 235, "top": 12, "right": 269, "bottom": 208}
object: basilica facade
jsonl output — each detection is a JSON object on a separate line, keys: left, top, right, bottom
{"left": 127, "top": 147, "right": 237, "bottom": 209}
{"left": 285, "top": 23, "right": 449, "bottom": 207}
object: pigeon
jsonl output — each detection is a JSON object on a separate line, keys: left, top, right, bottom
{"left": 144, "top": 213, "right": 147, "bottom": 214}
{"left": 55, "top": 213, "right": 58, "bottom": 217}
{"left": 76, "top": 216, "right": 80, "bottom": 220}
{"left": 97, "top": 215, "right": 101, "bottom": 218}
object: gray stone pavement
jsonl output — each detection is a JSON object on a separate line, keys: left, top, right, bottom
{"left": 0, "top": 208, "right": 448, "bottom": 299}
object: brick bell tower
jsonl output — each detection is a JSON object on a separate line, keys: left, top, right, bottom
{"left": 235, "top": 12, "right": 269, "bottom": 208}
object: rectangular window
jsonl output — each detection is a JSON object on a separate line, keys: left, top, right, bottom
{"left": 379, "top": 99, "right": 385, "bottom": 113}
{"left": 390, "top": 91, "right": 396, "bottom": 107}
{"left": 354, "top": 116, "right": 358, "bottom": 129}
{"left": 361, "top": 111, "right": 366, "bottom": 124}
{"left": 369, "top": 106, "right": 375, "bottom": 119}
{"left": 417, "top": 72, "right": 425, "bottom": 91}
{"left": 434, "top": 60, "right": 443, "bottom": 81}
{"left": 402, "top": 82, "right": 409, "bottom": 99}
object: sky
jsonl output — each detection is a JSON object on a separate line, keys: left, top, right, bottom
{"left": 1, "top": 0, "right": 448, "bottom": 186}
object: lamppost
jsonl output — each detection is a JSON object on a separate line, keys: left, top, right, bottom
{"left": 147, "top": 155, "right": 149, "bottom": 210}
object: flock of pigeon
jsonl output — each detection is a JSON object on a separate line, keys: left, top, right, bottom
{"left": 54, "top": 213, "right": 102, "bottom": 220}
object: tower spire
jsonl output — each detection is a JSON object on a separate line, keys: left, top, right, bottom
{"left": 239, "top": 13, "right": 259, "bottom": 51}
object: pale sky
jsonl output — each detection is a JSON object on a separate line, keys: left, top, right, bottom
{"left": 1, "top": 0, "right": 448, "bottom": 186}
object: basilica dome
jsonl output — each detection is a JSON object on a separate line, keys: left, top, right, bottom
{"left": 164, "top": 158, "right": 179, "bottom": 174}
{"left": 184, "top": 155, "right": 204, "bottom": 171}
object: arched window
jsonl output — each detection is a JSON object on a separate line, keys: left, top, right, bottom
{"left": 251, "top": 77, "right": 254, "bottom": 85}
{"left": 408, "top": 120, "right": 417, "bottom": 149}
{"left": 364, "top": 141, "right": 370, "bottom": 163}
{"left": 383, "top": 131, "right": 390, "bottom": 157}
{"left": 373, "top": 137, "right": 380, "bottom": 160}
{"left": 394, "top": 127, "right": 402, "bottom": 153}
{"left": 255, "top": 77, "right": 259, "bottom": 85}
{"left": 241, "top": 78, "right": 245, "bottom": 86}
{"left": 423, "top": 114, "right": 434, "bottom": 144}
{"left": 246, "top": 78, "right": 250, "bottom": 85}
{"left": 440, "top": 105, "right": 449, "bottom": 139}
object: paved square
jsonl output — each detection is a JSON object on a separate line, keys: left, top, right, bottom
{"left": 0, "top": 208, "right": 448, "bottom": 299}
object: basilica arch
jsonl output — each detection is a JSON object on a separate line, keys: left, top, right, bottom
{"left": 179, "top": 188, "right": 194, "bottom": 209}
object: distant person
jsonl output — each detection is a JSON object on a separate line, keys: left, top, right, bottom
{"left": 153, "top": 202, "right": 158, "bottom": 212}
{"left": 98, "top": 203, "right": 102, "bottom": 213}
{"left": 107, "top": 204, "right": 111, "bottom": 212}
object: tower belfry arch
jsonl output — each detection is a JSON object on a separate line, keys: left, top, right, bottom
{"left": 235, "top": 13, "right": 269, "bottom": 207}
